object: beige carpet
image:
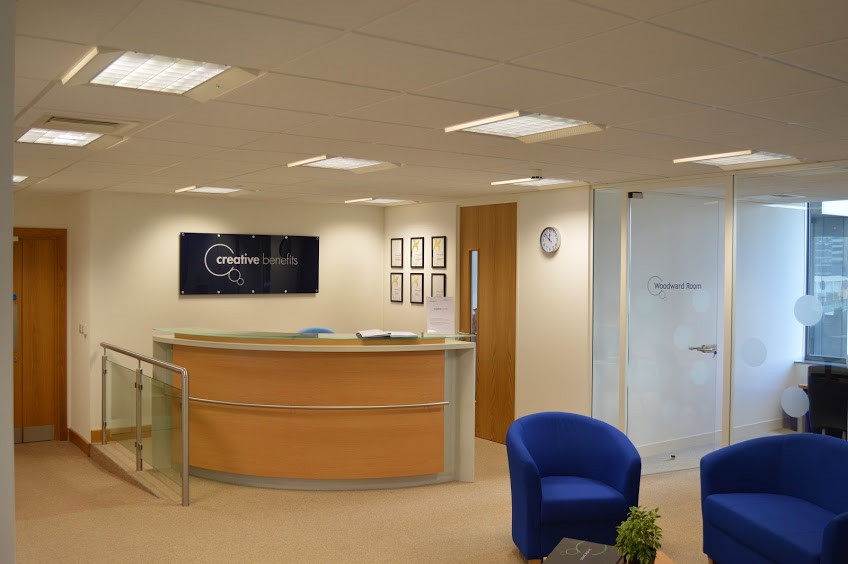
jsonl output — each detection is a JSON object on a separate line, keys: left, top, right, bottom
{"left": 15, "top": 439, "right": 704, "bottom": 564}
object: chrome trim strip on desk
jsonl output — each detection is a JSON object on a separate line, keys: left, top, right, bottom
{"left": 190, "top": 397, "right": 449, "bottom": 410}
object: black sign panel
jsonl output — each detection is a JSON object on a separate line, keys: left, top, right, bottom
{"left": 179, "top": 232, "right": 319, "bottom": 295}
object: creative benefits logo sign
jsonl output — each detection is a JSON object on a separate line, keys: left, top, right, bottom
{"left": 179, "top": 232, "right": 319, "bottom": 295}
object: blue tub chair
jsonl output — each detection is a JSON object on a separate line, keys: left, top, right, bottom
{"left": 701, "top": 433, "right": 848, "bottom": 564}
{"left": 506, "top": 411, "right": 641, "bottom": 561}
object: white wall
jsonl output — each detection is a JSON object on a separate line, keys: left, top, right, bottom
{"left": 732, "top": 201, "right": 806, "bottom": 435}
{"left": 16, "top": 191, "right": 387, "bottom": 436}
{"left": 1, "top": 0, "right": 15, "bottom": 557}
{"left": 14, "top": 187, "right": 597, "bottom": 440}
{"left": 516, "top": 188, "right": 592, "bottom": 417}
{"left": 383, "top": 203, "right": 458, "bottom": 333}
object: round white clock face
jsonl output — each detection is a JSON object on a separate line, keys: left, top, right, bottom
{"left": 540, "top": 226, "right": 561, "bottom": 253}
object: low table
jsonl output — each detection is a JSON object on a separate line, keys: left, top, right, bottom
{"left": 542, "top": 537, "right": 674, "bottom": 564}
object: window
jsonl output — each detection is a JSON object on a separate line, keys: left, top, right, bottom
{"left": 807, "top": 201, "right": 848, "bottom": 361}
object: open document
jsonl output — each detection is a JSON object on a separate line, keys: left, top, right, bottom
{"left": 356, "top": 329, "right": 419, "bottom": 338}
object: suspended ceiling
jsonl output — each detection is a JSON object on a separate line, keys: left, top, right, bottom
{"left": 12, "top": 0, "right": 848, "bottom": 204}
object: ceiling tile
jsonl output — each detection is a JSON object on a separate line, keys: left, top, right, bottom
{"left": 730, "top": 87, "right": 848, "bottom": 126}
{"left": 654, "top": 0, "right": 848, "bottom": 55}
{"left": 631, "top": 58, "right": 842, "bottom": 107}
{"left": 534, "top": 88, "right": 707, "bottom": 126}
{"left": 171, "top": 101, "right": 325, "bottom": 133}
{"left": 775, "top": 39, "right": 848, "bottom": 82}
{"left": 15, "top": 78, "right": 49, "bottom": 109}
{"left": 417, "top": 64, "right": 612, "bottom": 110}
{"left": 132, "top": 122, "right": 271, "bottom": 148}
{"left": 274, "top": 34, "right": 494, "bottom": 92}
{"left": 515, "top": 23, "right": 750, "bottom": 85}
{"left": 219, "top": 73, "right": 398, "bottom": 115}
{"left": 360, "top": 0, "right": 632, "bottom": 60}
{"left": 16, "top": 0, "right": 140, "bottom": 45}
{"left": 196, "top": 0, "right": 416, "bottom": 30}
{"left": 15, "top": 37, "right": 93, "bottom": 81}
{"left": 100, "top": 0, "right": 342, "bottom": 70}
{"left": 623, "top": 108, "right": 784, "bottom": 139}
{"left": 695, "top": 124, "right": 842, "bottom": 152}
{"left": 341, "top": 95, "right": 502, "bottom": 129}
{"left": 579, "top": 0, "right": 705, "bottom": 19}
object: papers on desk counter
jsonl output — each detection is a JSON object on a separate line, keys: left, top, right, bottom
{"left": 356, "top": 329, "right": 418, "bottom": 338}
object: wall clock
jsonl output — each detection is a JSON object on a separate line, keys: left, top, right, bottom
{"left": 540, "top": 226, "right": 561, "bottom": 253}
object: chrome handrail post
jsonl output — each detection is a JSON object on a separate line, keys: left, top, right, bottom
{"left": 135, "top": 365, "right": 143, "bottom": 471}
{"left": 101, "top": 350, "right": 107, "bottom": 445}
{"left": 181, "top": 368, "right": 189, "bottom": 507}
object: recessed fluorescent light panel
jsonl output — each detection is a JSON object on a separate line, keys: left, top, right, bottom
{"left": 175, "top": 186, "right": 240, "bottom": 194}
{"left": 90, "top": 52, "right": 229, "bottom": 94}
{"left": 491, "top": 177, "right": 576, "bottom": 187}
{"left": 288, "top": 155, "right": 396, "bottom": 173}
{"left": 445, "top": 111, "right": 603, "bottom": 143}
{"left": 289, "top": 156, "right": 385, "bottom": 170}
{"left": 344, "top": 198, "right": 413, "bottom": 205}
{"left": 17, "top": 128, "right": 102, "bottom": 147}
{"left": 673, "top": 150, "right": 799, "bottom": 169}
{"left": 13, "top": 175, "right": 28, "bottom": 183}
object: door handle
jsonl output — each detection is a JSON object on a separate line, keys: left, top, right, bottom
{"left": 688, "top": 344, "right": 717, "bottom": 356}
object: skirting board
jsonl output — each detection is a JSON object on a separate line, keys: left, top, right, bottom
{"left": 68, "top": 427, "right": 90, "bottom": 456}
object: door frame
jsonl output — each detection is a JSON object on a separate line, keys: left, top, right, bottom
{"left": 13, "top": 227, "right": 68, "bottom": 441}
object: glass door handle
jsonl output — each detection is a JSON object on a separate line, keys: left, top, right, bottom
{"left": 689, "top": 344, "right": 717, "bottom": 354}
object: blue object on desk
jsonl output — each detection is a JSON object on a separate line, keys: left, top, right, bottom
{"left": 297, "top": 327, "right": 334, "bottom": 334}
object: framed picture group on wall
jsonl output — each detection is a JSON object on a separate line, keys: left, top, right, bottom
{"left": 388, "top": 235, "right": 449, "bottom": 303}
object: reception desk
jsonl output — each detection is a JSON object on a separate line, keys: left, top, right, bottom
{"left": 152, "top": 329, "right": 476, "bottom": 489}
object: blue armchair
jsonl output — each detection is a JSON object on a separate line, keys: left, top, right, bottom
{"left": 506, "top": 411, "right": 641, "bottom": 561}
{"left": 701, "top": 433, "right": 848, "bottom": 564}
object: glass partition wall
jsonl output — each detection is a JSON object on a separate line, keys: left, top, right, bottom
{"left": 594, "top": 163, "right": 848, "bottom": 472}
{"left": 593, "top": 180, "right": 729, "bottom": 474}
{"left": 732, "top": 166, "right": 848, "bottom": 444}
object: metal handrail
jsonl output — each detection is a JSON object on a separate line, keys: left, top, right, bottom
{"left": 101, "top": 342, "right": 189, "bottom": 507}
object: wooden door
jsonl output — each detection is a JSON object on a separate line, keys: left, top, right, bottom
{"left": 13, "top": 228, "right": 67, "bottom": 443}
{"left": 460, "top": 203, "right": 516, "bottom": 443}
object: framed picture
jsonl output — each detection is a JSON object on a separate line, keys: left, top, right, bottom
{"left": 431, "top": 273, "right": 446, "bottom": 297}
{"left": 410, "top": 273, "right": 424, "bottom": 304}
{"left": 390, "top": 273, "right": 403, "bottom": 303}
{"left": 390, "top": 238, "right": 403, "bottom": 268}
{"left": 410, "top": 237, "right": 424, "bottom": 268}
{"left": 432, "top": 236, "right": 447, "bottom": 268}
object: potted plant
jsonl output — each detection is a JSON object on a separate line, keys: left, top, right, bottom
{"left": 615, "top": 505, "right": 663, "bottom": 564}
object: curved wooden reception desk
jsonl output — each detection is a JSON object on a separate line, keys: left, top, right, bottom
{"left": 152, "top": 329, "right": 476, "bottom": 490}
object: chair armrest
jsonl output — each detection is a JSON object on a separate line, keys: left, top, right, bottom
{"left": 822, "top": 512, "right": 848, "bottom": 564}
{"left": 507, "top": 427, "right": 543, "bottom": 558}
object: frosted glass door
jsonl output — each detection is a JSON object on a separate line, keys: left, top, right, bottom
{"left": 627, "top": 189, "right": 723, "bottom": 472}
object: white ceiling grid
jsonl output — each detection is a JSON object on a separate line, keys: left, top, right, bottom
{"left": 11, "top": 0, "right": 848, "bottom": 202}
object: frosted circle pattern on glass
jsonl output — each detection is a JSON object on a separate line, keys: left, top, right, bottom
{"left": 794, "top": 295, "right": 823, "bottom": 326}
{"left": 692, "top": 289, "right": 711, "bottom": 313}
{"left": 673, "top": 325, "right": 694, "bottom": 351}
{"left": 780, "top": 386, "right": 809, "bottom": 418}
{"left": 741, "top": 337, "right": 767, "bottom": 367}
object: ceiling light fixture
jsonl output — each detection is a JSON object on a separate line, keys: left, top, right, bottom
{"left": 175, "top": 186, "right": 240, "bottom": 194}
{"left": 61, "top": 48, "right": 263, "bottom": 102}
{"left": 288, "top": 155, "right": 397, "bottom": 173}
{"left": 17, "top": 128, "right": 102, "bottom": 147}
{"left": 90, "top": 52, "right": 229, "bottom": 94}
{"left": 344, "top": 198, "right": 414, "bottom": 205}
{"left": 491, "top": 176, "right": 576, "bottom": 187}
{"left": 445, "top": 111, "right": 603, "bottom": 144}
{"left": 673, "top": 150, "right": 799, "bottom": 170}
{"left": 13, "top": 175, "right": 28, "bottom": 183}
